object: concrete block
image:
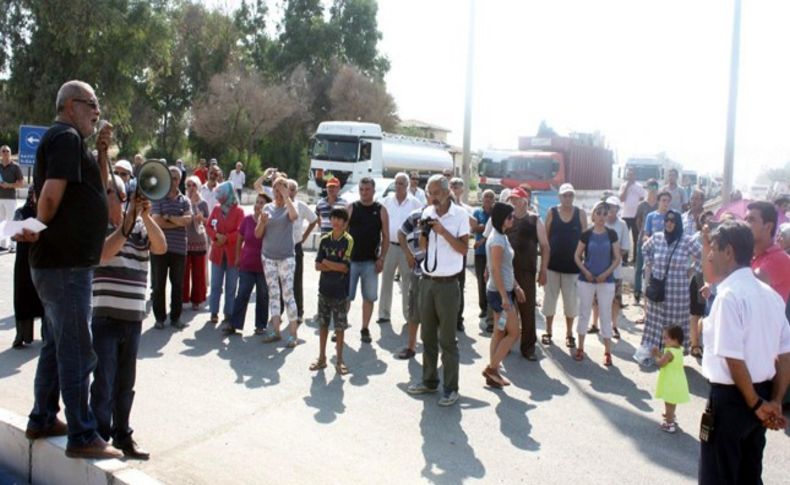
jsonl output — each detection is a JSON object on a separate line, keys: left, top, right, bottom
{"left": 31, "top": 436, "right": 125, "bottom": 485}
{"left": 114, "top": 468, "right": 164, "bottom": 485}
{"left": 0, "top": 408, "right": 30, "bottom": 481}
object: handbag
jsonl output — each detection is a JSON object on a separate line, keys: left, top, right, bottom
{"left": 646, "top": 239, "right": 679, "bottom": 303}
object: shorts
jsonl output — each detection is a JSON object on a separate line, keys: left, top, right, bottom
{"left": 689, "top": 273, "right": 706, "bottom": 317}
{"left": 407, "top": 276, "right": 422, "bottom": 323}
{"left": 318, "top": 294, "right": 349, "bottom": 331}
{"left": 486, "top": 290, "right": 514, "bottom": 313}
{"left": 594, "top": 279, "right": 623, "bottom": 306}
{"left": 542, "top": 270, "right": 578, "bottom": 318}
{"left": 349, "top": 260, "right": 378, "bottom": 302}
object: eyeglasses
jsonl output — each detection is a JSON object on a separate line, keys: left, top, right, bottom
{"left": 72, "top": 98, "right": 100, "bottom": 110}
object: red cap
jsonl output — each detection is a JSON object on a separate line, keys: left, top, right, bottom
{"left": 326, "top": 177, "right": 340, "bottom": 188}
{"left": 507, "top": 187, "right": 530, "bottom": 200}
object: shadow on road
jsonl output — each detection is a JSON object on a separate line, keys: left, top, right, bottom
{"left": 0, "top": 342, "right": 40, "bottom": 379}
{"left": 137, "top": 323, "right": 175, "bottom": 359}
{"left": 303, "top": 371, "right": 346, "bottom": 424}
{"left": 217, "top": 335, "right": 288, "bottom": 388}
{"left": 489, "top": 389, "right": 540, "bottom": 452}
{"left": 503, "top": 351, "right": 570, "bottom": 403}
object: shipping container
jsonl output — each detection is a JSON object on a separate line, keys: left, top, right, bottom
{"left": 518, "top": 136, "right": 613, "bottom": 190}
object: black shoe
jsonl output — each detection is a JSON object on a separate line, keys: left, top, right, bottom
{"left": 457, "top": 321, "right": 465, "bottom": 332}
{"left": 331, "top": 333, "right": 337, "bottom": 342}
{"left": 478, "top": 311, "right": 487, "bottom": 319}
{"left": 376, "top": 318, "right": 390, "bottom": 324}
{"left": 12, "top": 336, "right": 24, "bottom": 349}
{"left": 588, "top": 326, "right": 600, "bottom": 334}
{"left": 154, "top": 320, "right": 165, "bottom": 330}
{"left": 484, "top": 324, "right": 494, "bottom": 334}
{"left": 613, "top": 328, "right": 621, "bottom": 339}
{"left": 171, "top": 320, "right": 186, "bottom": 330}
{"left": 114, "top": 438, "right": 150, "bottom": 460}
{"left": 360, "top": 328, "right": 372, "bottom": 343}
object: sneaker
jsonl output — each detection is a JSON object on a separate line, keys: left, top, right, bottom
{"left": 438, "top": 390, "right": 459, "bottom": 407}
{"left": 660, "top": 421, "right": 677, "bottom": 434}
{"left": 171, "top": 320, "right": 186, "bottom": 330}
{"left": 331, "top": 333, "right": 337, "bottom": 343}
{"left": 360, "top": 328, "right": 372, "bottom": 343}
{"left": 407, "top": 382, "right": 438, "bottom": 395}
{"left": 478, "top": 310, "right": 487, "bottom": 319}
{"left": 154, "top": 320, "right": 165, "bottom": 330}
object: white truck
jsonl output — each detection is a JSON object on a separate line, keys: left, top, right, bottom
{"left": 615, "top": 154, "right": 683, "bottom": 186}
{"left": 306, "top": 121, "right": 453, "bottom": 200}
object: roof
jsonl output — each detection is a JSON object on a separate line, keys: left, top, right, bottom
{"left": 399, "top": 119, "right": 451, "bottom": 133}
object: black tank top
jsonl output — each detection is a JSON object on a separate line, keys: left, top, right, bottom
{"left": 349, "top": 201, "right": 383, "bottom": 262}
{"left": 507, "top": 213, "right": 539, "bottom": 274}
{"left": 548, "top": 206, "right": 582, "bottom": 274}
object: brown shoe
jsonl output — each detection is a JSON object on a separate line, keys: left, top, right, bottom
{"left": 114, "top": 439, "right": 150, "bottom": 460}
{"left": 25, "top": 418, "right": 68, "bottom": 440}
{"left": 65, "top": 437, "right": 124, "bottom": 460}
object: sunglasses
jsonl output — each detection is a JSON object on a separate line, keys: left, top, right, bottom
{"left": 113, "top": 171, "right": 130, "bottom": 178}
{"left": 73, "top": 98, "right": 100, "bottom": 110}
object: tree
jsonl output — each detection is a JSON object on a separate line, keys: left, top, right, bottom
{"left": 328, "top": 64, "right": 398, "bottom": 130}
{"left": 329, "top": 0, "right": 390, "bottom": 78}
{"left": 273, "top": 0, "right": 336, "bottom": 73}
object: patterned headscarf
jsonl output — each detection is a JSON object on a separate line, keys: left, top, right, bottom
{"left": 214, "top": 181, "right": 238, "bottom": 215}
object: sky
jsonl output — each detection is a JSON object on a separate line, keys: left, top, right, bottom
{"left": 210, "top": 0, "right": 790, "bottom": 186}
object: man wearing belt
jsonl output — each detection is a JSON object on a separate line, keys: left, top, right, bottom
{"left": 378, "top": 172, "right": 421, "bottom": 325}
{"left": 700, "top": 221, "right": 790, "bottom": 484}
{"left": 407, "top": 175, "right": 470, "bottom": 406}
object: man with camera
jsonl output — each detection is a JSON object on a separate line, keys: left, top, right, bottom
{"left": 407, "top": 175, "right": 470, "bottom": 406}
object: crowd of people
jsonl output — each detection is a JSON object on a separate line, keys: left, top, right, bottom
{"left": 6, "top": 80, "right": 790, "bottom": 483}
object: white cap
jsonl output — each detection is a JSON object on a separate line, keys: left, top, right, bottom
{"left": 559, "top": 183, "right": 575, "bottom": 194}
{"left": 113, "top": 160, "right": 133, "bottom": 174}
{"left": 499, "top": 188, "right": 512, "bottom": 203}
{"left": 605, "top": 195, "right": 620, "bottom": 207}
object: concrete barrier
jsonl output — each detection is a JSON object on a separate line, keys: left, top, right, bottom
{"left": 0, "top": 408, "right": 161, "bottom": 485}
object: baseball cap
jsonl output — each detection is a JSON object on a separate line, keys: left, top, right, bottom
{"left": 326, "top": 177, "right": 340, "bottom": 188}
{"left": 605, "top": 195, "right": 620, "bottom": 207}
{"left": 559, "top": 183, "right": 575, "bottom": 195}
{"left": 113, "top": 160, "right": 133, "bottom": 174}
{"left": 507, "top": 187, "right": 530, "bottom": 200}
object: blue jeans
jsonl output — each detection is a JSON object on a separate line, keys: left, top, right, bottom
{"left": 231, "top": 271, "right": 269, "bottom": 330}
{"left": 634, "top": 242, "right": 644, "bottom": 297}
{"left": 210, "top": 257, "right": 239, "bottom": 318}
{"left": 89, "top": 317, "right": 142, "bottom": 445}
{"left": 349, "top": 260, "right": 378, "bottom": 302}
{"left": 29, "top": 267, "right": 98, "bottom": 447}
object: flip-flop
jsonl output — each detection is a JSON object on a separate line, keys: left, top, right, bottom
{"left": 541, "top": 333, "right": 553, "bottom": 345}
{"left": 262, "top": 331, "right": 281, "bottom": 343}
{"left": 565, "top": 336, "right": 576, "bottom": 349}
{"left": 309, "top": 358, "right": 327, "bottom": 371}
{"left": 336, "top": 362, "right": 349, "bottom": 375}
{"left": 574, "top": 348, "right": 585, "bottom": 361}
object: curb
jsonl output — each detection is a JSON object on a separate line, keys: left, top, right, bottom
{"left": 0, "top": 408, "right": 161, "bottom": 485}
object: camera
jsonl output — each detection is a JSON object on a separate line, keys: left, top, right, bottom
{"left": 419, "top": 216, "right": 436, "bottom": 238}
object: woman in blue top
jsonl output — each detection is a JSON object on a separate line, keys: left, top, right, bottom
{"left": 484, "top": 202, "right": 526, "bottom": 387}
{"left": 574, "top": 201, "right": 621, "bottom": 366}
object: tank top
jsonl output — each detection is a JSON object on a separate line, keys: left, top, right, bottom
{"left": 507, "top": 212, "right": 538, "bottom": 274}
{"left": 349, "top": 201, "right": 383, "bottom": 262}
{"left": 548, "top": 206, "right": 582, "bottom": 274}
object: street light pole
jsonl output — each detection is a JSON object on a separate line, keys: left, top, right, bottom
{"left": 722, "top": 0, "right": 742, "bottom": 204}
{"left": 461, "top": 0, "right": 476, "bottom": 194}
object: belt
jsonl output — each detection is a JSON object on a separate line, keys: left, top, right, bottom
{"left": 390, "top": 241, "right": 400, "bottom": 246}
{"left": 423, "top": 274, "right": 458, "bottom": 283}
{"left": 710, "top": 380, "right": 772, "bottom": 389}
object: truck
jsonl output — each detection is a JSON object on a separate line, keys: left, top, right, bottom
{"left": 516, "top": 135, "right": 614, "bottom": 190}
{"left": 306, "top": 121, "right": 453, "bottom": 199}
{"left": 616, "top": 153, "right": 683, "bottom": 186}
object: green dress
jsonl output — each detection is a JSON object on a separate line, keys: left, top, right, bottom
{"left": 655, "top": 347, "right": 690, "bottom": 404}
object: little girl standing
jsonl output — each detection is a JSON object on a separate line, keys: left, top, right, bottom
{"left": 652, "top": 325, "right": 690, "bottom": 433}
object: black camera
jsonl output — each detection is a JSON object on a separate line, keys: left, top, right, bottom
{"left": 419, "top": 216, "right": 436, "bottom": 238}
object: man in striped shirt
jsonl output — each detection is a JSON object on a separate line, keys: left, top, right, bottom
{"left": 91, "top": 175, "right": 166, "bottom": 460}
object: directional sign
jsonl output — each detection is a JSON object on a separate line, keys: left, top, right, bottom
{"left": 18, "top": 125, "right": 48, "bottom": 166}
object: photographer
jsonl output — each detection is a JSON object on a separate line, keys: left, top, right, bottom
{"left": 407, "top": 175, "right": 470, "bottom": 407}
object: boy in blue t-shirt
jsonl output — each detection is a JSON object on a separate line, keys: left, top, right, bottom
{"left": 311, "top": 208, "right": 354, "bottom": 375}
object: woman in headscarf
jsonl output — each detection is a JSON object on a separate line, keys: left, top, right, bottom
{"left": 636, "top": 209, "right": 702, "bottom": 364}
{"left": 206, "top": 181, "right": 245, "bottom": 327}
{"left": 483, "top": 202, "right": 526, "bottom": 387}
{"left": 183, "top": 175, "right": 210, "bottom": 310}
{"left": 12, "top": 186, "right": 44, "bottom": 348}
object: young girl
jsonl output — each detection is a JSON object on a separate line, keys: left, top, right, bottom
{"left": 652, "top": 325, "right": 690, "bottom": 433}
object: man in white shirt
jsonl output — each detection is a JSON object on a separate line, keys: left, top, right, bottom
{"left": 378, "top": 173, "right": 422, "bottom": 324}
{"left": 228, "top": 161, "right": 246, "bottom": 201}
{"left": 618, "top": 167, "right": 645, "bottom": 264}
{"left": 700, "top": 221, "right": 790, "bottom": 485}
{"left": 408, "top": 171, "right": 427, "bottom": 205}
{"left": 200, "top": 165, "right": 221, "bottom": 210}
{"left": 407, "top": 175, "right": 470, "bottom": 407}
{"left": 449, "top": 177, "right": 476, "bottom": 331}
{"left": 288, "top": 179, "right": 318, "bottom": 325}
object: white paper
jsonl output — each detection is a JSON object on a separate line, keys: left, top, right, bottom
{"left": 0, "top": 217, "right": 47, "bottom": 238}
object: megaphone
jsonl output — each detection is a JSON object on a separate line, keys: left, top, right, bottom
{"left": 136, "top": 160, "right": 173, "bottom": 201}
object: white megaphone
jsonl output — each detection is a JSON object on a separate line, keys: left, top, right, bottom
{"left": 136, "top": 159, "right": 173, "bottom": 201}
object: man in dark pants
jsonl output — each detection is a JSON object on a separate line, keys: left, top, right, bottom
{"left": 472, "top": 190, "right": 495, "bottom": 331}
{"left": 151, "top": 167, "right": 192, "bottom": 329}
{"left": 23, "top": 80, "right": 122, "bottom": 459}
{"left": 91, "top": 176, "right": 166, "bottom": 459}
{"left": 700, "top": 221, "right": 790, "bottom": 484}
{"left": 407, "top": 175, "right": 470, "bottom": 406}
{"left": 618, "top": 167, "right": 645, "bottom": 264}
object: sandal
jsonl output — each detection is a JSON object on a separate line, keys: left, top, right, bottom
{"left": 396, "top": 348, "right": 416, "bottom": 360}
{"left": 574, "top": 348, "right": 585, "bottom": 361}
{"left": 336, "top": 361, "right": 349, "bottom": 375}
{"left": 482, "top": 366, "right": 505, "bottom": 387}
{"left": 541, "top": 333, "right": 553, "bottom": 345}
{"left": 494, "top": 368, "right": 511, "bottom": 386}
{"left": 285, "top": 336, "right": 298, "bottom": 348}
{"left": 690, "top": 346, "right": 703, "bottom": 358}
{"left": 262, "top": 331, "right": 281, "bottom": 343}
{"left": 565, "top": 336, "right": 576, "bottom": 349}
{"left": 485, "top": 376, "right": 502, "bottom": 388}
{"left": 587, "top": 326, "right": 599, "bottom": 334}
{"left": 309, "top": 357, "right": 327, "bottom": 371}
{"left": 603, "top": 352, "right": 612, "bottom": 367}
{"left": 612, "top": 328, "right": 621, "bottom": 339}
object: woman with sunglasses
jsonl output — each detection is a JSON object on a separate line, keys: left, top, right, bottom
{"left": 637, "top": 210, "right": 702, "bottom": 365}
{"left": 574, "top": 201, "right": 621, "bottom": 365}
{"left": 183, "top": 176, "right": 209, "bottom": 310}
{"left": 206, "top": 182, "right": 244, "bottom": 326}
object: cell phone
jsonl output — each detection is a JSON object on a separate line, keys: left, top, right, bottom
{"left": 699, "top": 408, "right": 715, "bottom": 443}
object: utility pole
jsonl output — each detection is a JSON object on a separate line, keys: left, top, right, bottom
{"left": 461, "top": 0, "right": 476, "bottom": 196}
{"left": 722, "top": 0, "right": 742, "bottom": 204}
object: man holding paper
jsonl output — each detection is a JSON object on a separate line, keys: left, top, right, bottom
{"left": 21, "top": 80, "right": 123, "bottom": 460}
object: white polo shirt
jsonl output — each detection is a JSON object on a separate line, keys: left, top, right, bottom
{"left": 229, "top": 170, "right": 246, "bottom": 191}
{"left": 382, "top": 193, "right": 422, "bottom": 244}
{"left": 292, "top": 199, "right": 318, "bottom": 244}
{"left": 619, "top": 182, "right": 646, "bottom": 218}
{"left": 420, "top": 203, "right": 470, "bottom": 277}
{"left": 702, "top": 267, "right": 790, "bottom": 385}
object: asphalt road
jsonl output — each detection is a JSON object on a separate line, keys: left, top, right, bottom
{"left": 0, "top": 206, "right": 788, "bottom": 484}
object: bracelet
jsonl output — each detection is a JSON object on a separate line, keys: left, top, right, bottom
{"left": 751, "top": 398, "right": 764, "bottom": 413}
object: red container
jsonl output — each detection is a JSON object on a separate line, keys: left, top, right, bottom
{"left": 518, "top": 136, "right": 613, "bottom": 190}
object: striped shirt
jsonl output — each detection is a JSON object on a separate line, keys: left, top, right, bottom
{"left": 92, "top": 220, "right": 150, "bottom": 322}
{"left": 400, "top": 208, "right": 426, "bottom": 277}
{"left": 315, "top": 196, "right": 348, "bottom": 234}
{"left": 152, "top": 193, "right": 190, "bottom": 255}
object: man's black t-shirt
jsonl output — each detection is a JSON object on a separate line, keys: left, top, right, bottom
{"left": 348, "top": 201, "right": 382, "bottom": 262}
{"left": 31, "top": 122, "right": 108, "bottom": 268}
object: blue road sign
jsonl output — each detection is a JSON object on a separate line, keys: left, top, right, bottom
{"left": 18, "top": 125, "right": 48, "bottom": 166}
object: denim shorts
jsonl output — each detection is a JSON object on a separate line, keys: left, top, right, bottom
{"left": 349, "top": 260, "right": 378, "bottom": 302}
{"left": 486, "top": 290, "right": 514, "bottom": 313}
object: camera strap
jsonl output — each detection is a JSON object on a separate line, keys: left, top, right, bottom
{"left": 422, "top": 232, "right": 439, "bottom": 274}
